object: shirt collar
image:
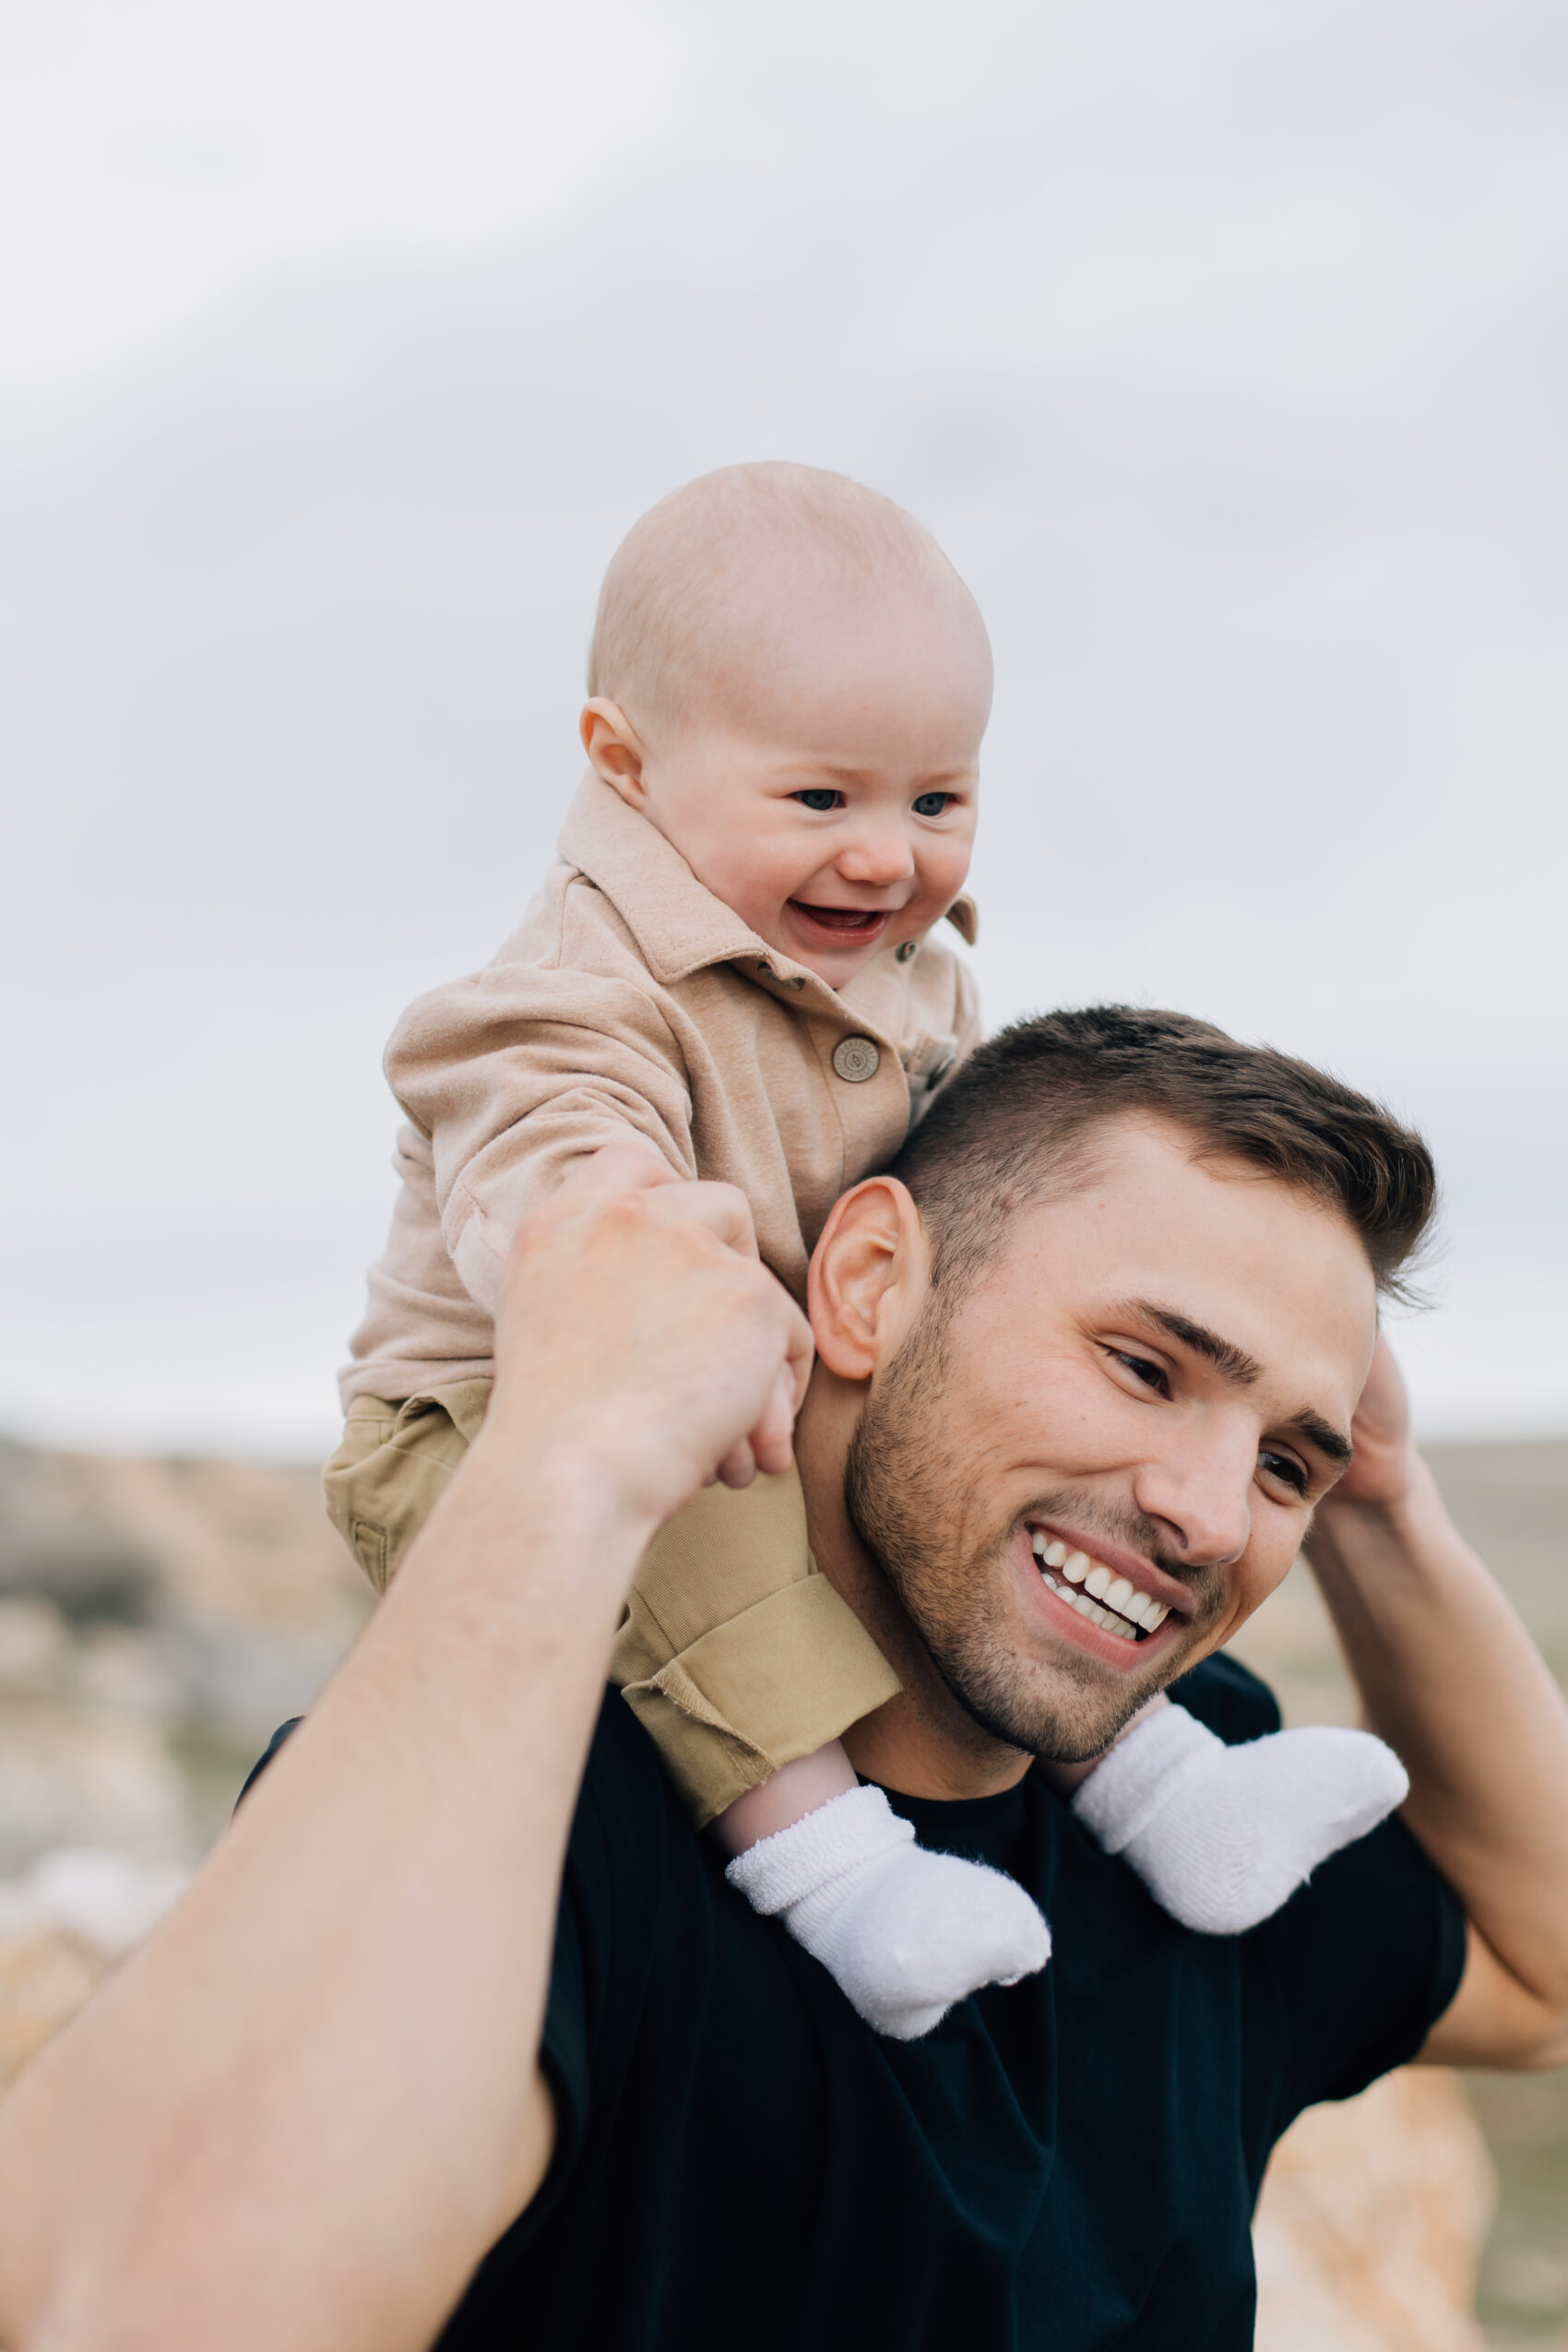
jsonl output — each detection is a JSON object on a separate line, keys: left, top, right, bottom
{"left": 556, "top": 768, "right": 979, "bottom": 983}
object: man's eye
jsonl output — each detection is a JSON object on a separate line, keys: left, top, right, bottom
{"left": 912, "top": 791, "right": 953, "bottom": 817}
{"left": 793, "top": 789, "right": 844, "bottom": 812}
{"left": 1112, "top": 1350, "right": 1168, "bottom": 1394}
{"left": 1260, "top": 1450, "right": 1308, "bottom": 1497}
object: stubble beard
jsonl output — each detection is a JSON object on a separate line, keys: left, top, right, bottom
{"left": 843, "top": 1312, "right": 1217, "bottom": 1764}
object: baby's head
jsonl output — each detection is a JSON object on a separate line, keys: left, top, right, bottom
{"left": 581, "top": 463, "right": 992, "bottom": 987}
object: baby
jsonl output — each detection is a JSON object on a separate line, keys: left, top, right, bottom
{"left": 327, "top": 462, "right": 1406, "bottom": 2039}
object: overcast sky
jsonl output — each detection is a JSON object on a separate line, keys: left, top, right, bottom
{"left": 4, "top": 0, "right": 1566, "bottom": 1455}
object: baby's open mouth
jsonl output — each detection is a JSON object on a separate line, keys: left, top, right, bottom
{"left": 789, "top": 903, "right": 891, "bottom": 934}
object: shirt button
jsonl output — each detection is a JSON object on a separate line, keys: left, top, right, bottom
{"left": 895, "top": 940, "right": 917, "bottom": 964}
{"left": 832, "top": 1035, "right": 881, "bottom": 1084}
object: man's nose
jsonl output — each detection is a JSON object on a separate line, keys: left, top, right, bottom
{"left": 1134, "top": 1438, "right": 1254, "bottom": 1570}
{"left": 836, "top": 823, "right": 917, "bottom": 889}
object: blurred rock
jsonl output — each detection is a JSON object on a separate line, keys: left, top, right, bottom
{"left": 0, "top": 1598, "right": 72, "bottom": 1698}
{"left": 0, "top": 1708, "right": 190, "bottom": 1872}
{"left": 0, "top": 1848, "right": 189, "bottom": 2102}
{"left": 1254, "top": 2068, "right": 1497, "bottom": 2352}
{"left": 0, "top": 1438, "right": 159, "bottom": 1624}
{"left": 0, "top": 1848, "right": 188, "bottom": 1956}
{"left": 0, "top": 1442, "right": 370, "bottom": 1744}
{"left": 0, "top": 1435, "right": 372, "bottom": 1868}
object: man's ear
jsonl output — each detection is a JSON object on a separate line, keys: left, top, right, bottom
{"left": 580, "top": 699, "right": 649, "bottom": 809}
{"left": 808, "top": 1177, "right": 930, "bottom": 1381}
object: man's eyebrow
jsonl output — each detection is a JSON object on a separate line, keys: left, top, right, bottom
{"left": 1284, "top": 1409, "right": 1354, "bottom": 1469}
{"left": 1124, "top": 1301, "right": 1354, "bottom": 1468}
{"left": 1134, "top": 1303, "right": 1263, "bottom": 1385}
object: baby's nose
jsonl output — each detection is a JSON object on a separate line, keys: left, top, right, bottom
{"left": 837, "top": 825, "right": 917, "bottom": 886}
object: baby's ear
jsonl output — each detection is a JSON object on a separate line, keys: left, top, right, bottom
{"left": 580, "top": 698, "right": 647, "bottom": 806}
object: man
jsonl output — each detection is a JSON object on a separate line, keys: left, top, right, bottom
{"left": 1, "top": 1009, "right": 1564, "bottom": 2352}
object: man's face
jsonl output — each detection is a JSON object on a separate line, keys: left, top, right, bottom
{"left": 842, "top": 1120, "right": 1378, "bottom": 1763}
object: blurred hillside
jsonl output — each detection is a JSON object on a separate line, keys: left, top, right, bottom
{"left": 0, "top": 1434, "right": 371, "bottom": 1867}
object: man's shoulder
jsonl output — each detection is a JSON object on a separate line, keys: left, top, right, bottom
{"left": 554, "top": 1689, "right": 722, "bottom": 1970}
{"left": 1168, "top": 1653, "right": 1283, "bottom": 1744}
{"left": 569, "top": 1687, "right": 684, "bottom": 1867}
{"left": 1168, "top": 1657, "right": 1465, "bottom": 2108}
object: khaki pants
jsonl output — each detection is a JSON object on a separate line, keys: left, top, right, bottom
{"left": 324, "top": 1383, "right": 900, "bottom": 1828}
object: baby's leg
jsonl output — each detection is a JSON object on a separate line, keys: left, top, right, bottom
{"left": 719, "top": 1748, "right": 1051, "bottom": 2039}
{"left": 324, "top": 1380, "right": 495, "bottom": 1591}
{"left": 709, "top": 1745, "right": 863, "bottom": 1848}
{"left": 611, "top": 1467, "right": 898, "bottom": 1821}
{"left": 616, "top": 1476, "right": 1049, "bottom": 2038}
{"left": 1063, "top": 1693, "right": 1409, "bottom": 1934}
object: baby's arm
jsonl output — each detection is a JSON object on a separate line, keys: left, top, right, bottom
{"left": 389, "top": 964, "right": 702, "bottom": 1318}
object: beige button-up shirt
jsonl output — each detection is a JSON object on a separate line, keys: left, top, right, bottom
{"left": 342, "top": 773, "right": 980, "bottom": 1407}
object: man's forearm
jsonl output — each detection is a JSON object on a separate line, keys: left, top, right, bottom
{"left": 1305, "top": 1455, "right": 1568, "bottom": 2051}
{"left": 0, "top": 1159, "right": 814, "bottom": 2352}
{"left": 0, "top": 1434, "right": 651, "bottom": 2352}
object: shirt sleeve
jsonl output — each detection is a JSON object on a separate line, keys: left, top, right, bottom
{"left": 386, "top": 962, "right": 699, "bottom": 1316}
{"left": 499, "top": 1697, "right": 672, "bottom": 2246}
{"left": 527, "top": 1870, "right": 596, "bottom": 2228}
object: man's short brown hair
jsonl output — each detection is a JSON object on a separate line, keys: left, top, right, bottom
{"left": 890, "top": 1005, "right": 1437, "bottom": 1307}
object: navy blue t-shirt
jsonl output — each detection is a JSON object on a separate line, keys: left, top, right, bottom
{"left": 405, "top": 1656, "right": 1463, "bottom": 2349}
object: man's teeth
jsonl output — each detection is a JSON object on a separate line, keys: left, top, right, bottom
{"left": 1029, "top": 1534, "right": 1170, "bottom": 1641}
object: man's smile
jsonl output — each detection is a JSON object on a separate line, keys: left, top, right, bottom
{"left": 1019, "top": 1522, "right": 1198, "bottom": 1668}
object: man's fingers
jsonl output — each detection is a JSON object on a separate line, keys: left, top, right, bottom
{"left": 643, "top": 1176, "right": 762, "bottom": 1263}
{"left": 560, "top": 1147, "right": 765, "bottom": 1265}
{"left": 786, "top": 1326, "right": 814, "bottom": 1418}
{"left": 494, "top": 1161, "right": 812, "bottom": 1525}
{"left": 566, "top": 1141, "right": 686, "bottom": 1195}
{"left": 707, "top": 1297, "right": 810, "bottom": 1490}
{"left": 749, "top": 1365, "right": 800, "bottom": 1479}
{"left": 714, "top": 1435, "right": 760, "bottom": 1491}
{"left": 1354, "top": 1331, "right": 1411, "bottom": 1435}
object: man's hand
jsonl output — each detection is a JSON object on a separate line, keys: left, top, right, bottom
{"left": 1304, "top": 1336, "right": 1568, "bottom": 2071}
{"left": 486, "top": 1145, "right": 814, "bottom": 1538}
{"left": 1318, "top": 1330, "right": 1415, "bottom": 1512}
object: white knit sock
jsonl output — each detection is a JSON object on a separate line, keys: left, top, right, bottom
{"left": 1070, "top": 1703, "right": 1409, "bottom": 1935}
{"left": 725, "top": 1784, "right": 1051, "bottom": 2040}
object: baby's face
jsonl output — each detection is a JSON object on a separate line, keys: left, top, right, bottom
{"left": 589, "top": 567, "right": 989, "bottom": 988}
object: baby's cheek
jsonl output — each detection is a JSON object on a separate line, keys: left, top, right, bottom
{"left": 920, "top": 838, "right": 975, "bottom": 904}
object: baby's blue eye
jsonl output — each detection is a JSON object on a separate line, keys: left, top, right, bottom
{"left": 794, "top": 789, "right": 843, "bottom": 812}
{"left": 912, "top": 791, "right": 953, "bottom": 817}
